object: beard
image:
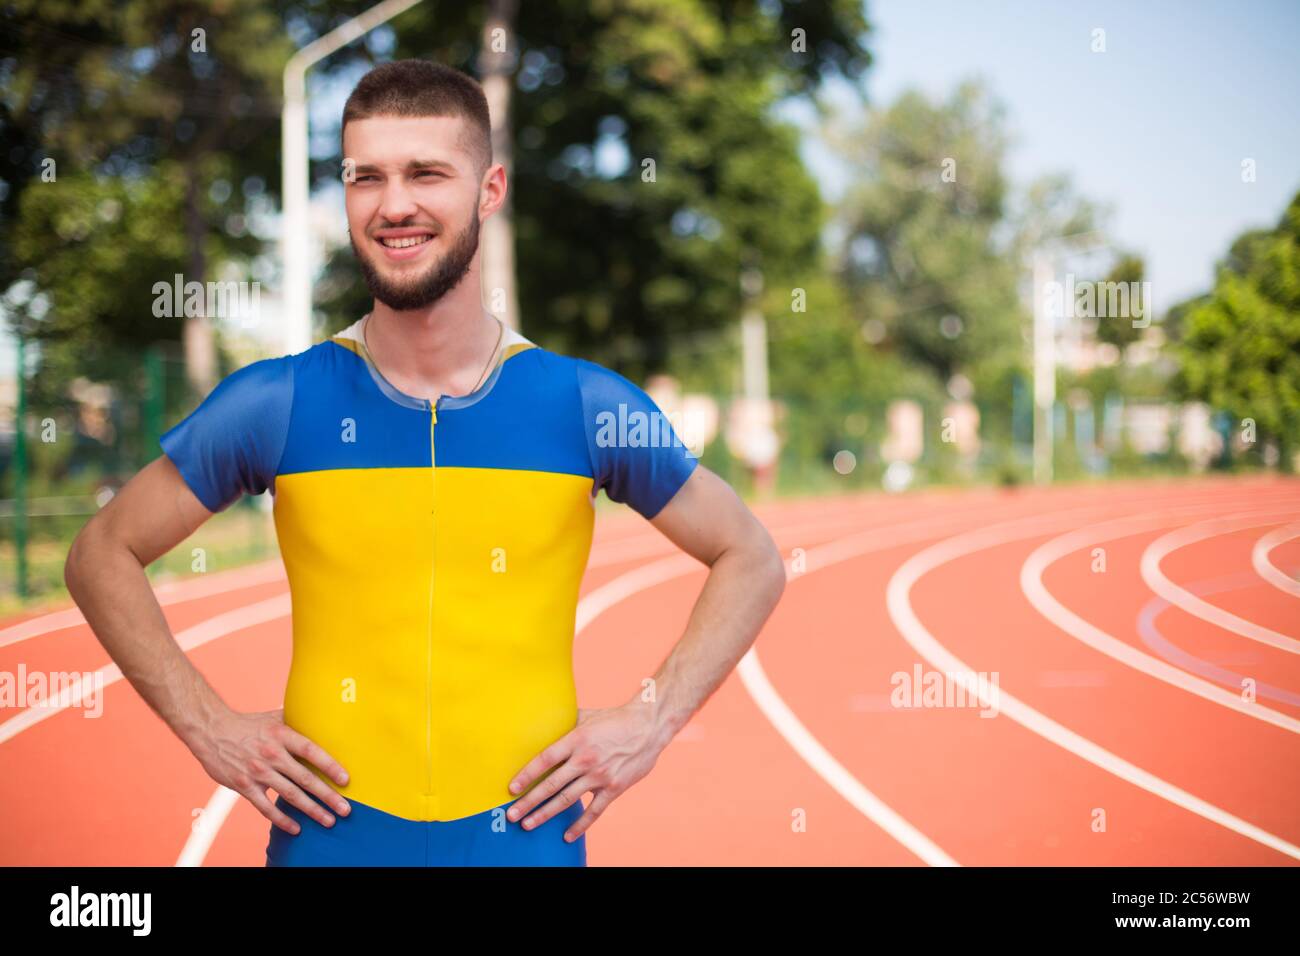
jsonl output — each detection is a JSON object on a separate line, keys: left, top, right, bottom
{"left": 350, "top": 210, "right": 480, "bottom": 311}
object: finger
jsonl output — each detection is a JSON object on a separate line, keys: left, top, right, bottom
{"left": 271, "top": 750, "right": 350, "bottom": 817}
{"left": 256, "top": 732, "right": 349, "bottom": 817}
{"left": 508, "top": 734, "right": 576, "bottom": 798}
{"left": 242, "top": 786, "right": 301, "bottom": 835}
{"left": 563, "top": 789, "right": 613, "bottom": 842}
{"left": 278, "top": 725, "right": 350, "bottom": 788}
{"left": 255, "top": 764, "right": 336, "bottom": 828}
{"left": 518, "top": 776, "right": 592, "bottom": 831}
{"left": 506, "top": 761, "right": 581, "bottom": 822}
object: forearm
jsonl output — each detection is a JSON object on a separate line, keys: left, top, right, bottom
{"left": 633, "top": 539, "right": 786, "bottom": 749}
{"left": 64, "top": 526, "right": 230, "bottom": 751}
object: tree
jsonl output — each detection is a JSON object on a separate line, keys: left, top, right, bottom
{"left": 314, "top": 0, "right": 873, "bottom": 377}
{"left": 1089, "top": 252, "right": 1147, "bottom": 354}
{"left": 477, "top": 0, "right": 521, "bottom": 330}
{"left": 4, "top": 0, "right": 873, "bottom": 396}
{"left": 1, "top": 0, "right": 299, "bottom": 393}
{"left": 1175, "top": 192, "right": 1300, "bottom": 470}
{"left": 826, "top": 80, "right": 1025, "bottom": 393}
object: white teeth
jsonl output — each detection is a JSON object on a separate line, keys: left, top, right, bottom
{"left": 379, "top": 235, "right": 432, "bottom": 249}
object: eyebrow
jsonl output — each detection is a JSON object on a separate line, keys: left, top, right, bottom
{"left": 352, "top": 159, "right": 457, "bottom": 175}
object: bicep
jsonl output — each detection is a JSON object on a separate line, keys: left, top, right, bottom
{"left": 648, "top": 464, "right": 773, "bottom": 567}
{"left": 88, "top": 455, "right": 216, "bottom": 567}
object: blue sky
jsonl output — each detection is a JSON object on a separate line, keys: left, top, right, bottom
{"left": 9, "top": 0, "right": 1293, "bottom": 371}
{"left": 307, "top": 1, "right": 1300, "bottom": 316}
{"left": 791, "top": 0, "right": 1300, "bottom": 312}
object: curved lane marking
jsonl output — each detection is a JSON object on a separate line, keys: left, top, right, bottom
{"left": 889, "top": 508, "right": 1300, "bottom": 862}
{"left": 1022, "top": 505, "right": 1300, "bottom": 733}
{"left": 1252, "top": 523, "right": 1300, "bottom": 598}
{"left": 1141, "top": 512, "right": 1300, "bottom": 655}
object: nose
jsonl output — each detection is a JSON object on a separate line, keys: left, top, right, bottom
{"left": 376, "top": 178, "right": 418, "bottom": 224}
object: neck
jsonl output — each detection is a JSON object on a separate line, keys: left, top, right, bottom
{"left": 364, "top": 260, "right": 500, "bottom": 401}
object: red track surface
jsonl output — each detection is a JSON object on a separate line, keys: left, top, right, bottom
{"left": 1, "top": 475, "right": 1297, "bottom": 866}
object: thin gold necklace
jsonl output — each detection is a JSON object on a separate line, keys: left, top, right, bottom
{"left": 363, "top": 312, "right": 504, "bottom": 400}
{"left": 470, "top": 314, "right": 506, "bottom": 393}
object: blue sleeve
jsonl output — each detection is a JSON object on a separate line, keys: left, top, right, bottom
{"left": 576, "top": 358, "right": 698, "bottom": 520}
{"left": 159, "top": 356, "right": 294, "bottom": 513}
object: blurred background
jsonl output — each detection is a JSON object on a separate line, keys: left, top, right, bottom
{"left": 1, "top": 0, "right": 1297, "bottom": 609}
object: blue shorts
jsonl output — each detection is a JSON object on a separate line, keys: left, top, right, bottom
{"left": 265, "top": 794, "right": 588, "bottom": 867}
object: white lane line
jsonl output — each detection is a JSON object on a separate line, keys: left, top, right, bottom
{"left": 176, "top": 487, "right": 1283, "bottom": 866}
{"left": 585, "top": 507, "right": 926, "bottom": 570}
{"left": 5, "top": 498, "right": 821, "bottom": 653}
{"left": 736, "top": 652, "right": 959, "bottom": 866}
{"left": 888, "top": 509, "right": 1300, "bottom": 862}
{"left": 175, "top": 557, "right": 795, "bottom": 865}
{"left": 574, "top": 554, "right": 702, "bottom": 631}
{"left": 0, "top": 559, "right": 286, "bottom": 650}
{"left": 1022, "top": 504, "right": 1300, "bottom": 734}
{"left": 1252, "top": 523, "right": 1300, "bottom": 598}
{"left": 0, "top": 506, "right": 849, "bottom": 656}
{"left": 734, "top": 495, "right": 1225, "bottom": 864}
{"left": 107, "top": 486, "right": 1291, "bottom": 865}
{"left": 173, "top": 508, "right": 925, "bottom": 866}
{"left": 176, "top": 786, "right": 242, "bottom": 867}
{"left": 573, "top": 509, "right": 996, "bottom": 867}
{"left": 1141, "top": 511, "right": 1300, "bottom": 655}
{"left": 0, "top": 594, "right": 291, "bottom": 744}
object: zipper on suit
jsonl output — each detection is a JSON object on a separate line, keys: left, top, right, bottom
{"left": 425, "top": 399, "right": 438, "bottom": 799}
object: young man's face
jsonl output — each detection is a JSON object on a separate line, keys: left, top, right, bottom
{"left": 342, "top": 114, "right": 492, "bottom": 311}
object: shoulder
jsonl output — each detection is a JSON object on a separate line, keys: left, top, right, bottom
{"left": 193, "top": 353, "right": 297, "bottom": 429}
{"left": 517, "top": 349, "right": 662, "bottom": 425}
{"left": 159, "top": 352, "right": 297, "bottom": 513}
{"left": 567, "top": 355, "right": 652, "bottom": 406}
{"left": 559, "top": 354, "right": 699, "bottom": 520}
{"left": 168, "top": 353, "right": 295, "bottom": 432}
{"left": 493, "top": 337, "right": 609, "bottom": 401}
{"left": 218, "top": 352, "right": 296, "bottom": 398}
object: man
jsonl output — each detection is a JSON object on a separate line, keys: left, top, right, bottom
{"left": 64, "top": 60, "right": 786, "bottom": 866}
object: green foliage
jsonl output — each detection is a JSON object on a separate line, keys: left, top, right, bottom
{"left": 828, "top": 80, "right": 1026, "bottom": 386}
{"left": 1, "top": 0, "right": 318, "bottom": 407}
{"left": 1176, "top": 191, "right": 1300, "bottom": 468}
{"left": 818, "top": 78, "right": 1101, "bottom": 482}
{"left": 1090, "top": 252, "right": 1147, "bottom": 352}
{"left": 12, "top": 163, "right": 189, "bottom": 348}
{"left": 313, "top": 0, "right": 873, "bottom": 379}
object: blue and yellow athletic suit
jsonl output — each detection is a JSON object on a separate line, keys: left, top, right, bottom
{"left": 159, "top": 314, "right": 698, "bottom": 865}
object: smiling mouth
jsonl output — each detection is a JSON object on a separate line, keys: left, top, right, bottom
{"left": 376, "top": 234, "right": 434, "bottom": 249}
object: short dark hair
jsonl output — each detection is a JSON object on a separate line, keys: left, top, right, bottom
{"left": 342, "top": 60, "right": 493, "bottom": 175}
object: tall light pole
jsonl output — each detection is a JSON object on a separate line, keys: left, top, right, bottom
{"left": 740, "top": 267, "right": 769, "bottom": 406}
{"left": 1029, "top": 231, "right": 1106, "bottom": 485}
{"left": 731, "top": 266, "right": 779, "bottom": 493}
{"left": 281, "top": 0, "right": 425, "bottom": 356}
{"left": 1031, "top": 249, "right": 1056, "bottom": 486}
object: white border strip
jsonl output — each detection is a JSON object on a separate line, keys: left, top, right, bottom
{"left": 0, "top": 595, "right": 291, "bottom": 744}
{"left": 1252, "top": 523, "right": 1300, "bottom": 598}
{"left": 1141, "top": 512, "right": 1300, "bottom": 654}
{"left": 888, "top": 509, "right": 1300, "bottom": 862}
{"left": 1022, "top": 504, "right": 1300, "bottom": 733}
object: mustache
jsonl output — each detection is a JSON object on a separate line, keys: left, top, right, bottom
{"left": 348, "top": 211, "right": 480, "bottom": 311}
{"left": 368, "top": 224, "right": 439, "bottom": 234}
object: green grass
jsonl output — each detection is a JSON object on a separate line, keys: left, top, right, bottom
{"left": 2, "top": 445, "right": 1283, "bottom": 618}
{"left": 0, "top": 502, "right": 278, "bottom": 618}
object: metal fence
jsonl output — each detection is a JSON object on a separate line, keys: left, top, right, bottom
{"left": 1, "top": 328, "right": 1247, "bottom": 610}
{"left": 0, "top": 336, "right": 277, "bottom": 610}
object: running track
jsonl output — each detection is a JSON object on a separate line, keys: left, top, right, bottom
{"left": 1, "top": 475, "right": 1297, "bottom": 866}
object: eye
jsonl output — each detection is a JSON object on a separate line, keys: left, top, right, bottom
{"left": 354, "top": 174, "right": 379, "bottom": 183}
{"left": 414, "top": 170, "right": 445, "bottom": 179}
